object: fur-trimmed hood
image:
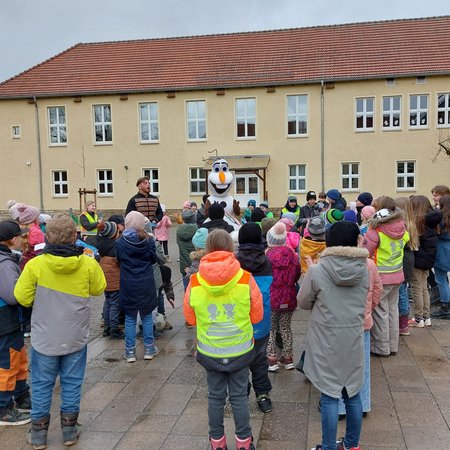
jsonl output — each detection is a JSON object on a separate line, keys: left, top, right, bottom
{"left": 367, "top": 208, "right": 406, "bottom": 239}
{"left": 190, "top": 249, "right": 207, "bottom": 261}
{"left": 320, "top": 246, "right": 368, "bottom": 287}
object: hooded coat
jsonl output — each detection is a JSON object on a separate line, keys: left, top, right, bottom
{"left": 298, "top": 246, "right": 369, "bottom": 398}
{"left": 413, "top": 209, "right": 442, "bottom": 270}
{"left": 115, "top": 231, "right": 158, "bottom": 317}
{"left": 266, "top": 246, "right": 301, "bottom": 311}
{"left": 362, "top": 209, "right": 408, "bottom": 285}
{"left": 176, "top": 223, "right": 198, "bottom": 275}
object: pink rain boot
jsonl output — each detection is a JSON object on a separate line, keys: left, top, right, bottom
{"left": 235, "top": 435, "right": 255, "bottom": 450}
{"left": 210, "top": 435, "right": 227, "bottom": 450}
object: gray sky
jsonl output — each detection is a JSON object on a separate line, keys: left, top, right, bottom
{"left": 1, "top": 0, "right": 449, "bottom": 82}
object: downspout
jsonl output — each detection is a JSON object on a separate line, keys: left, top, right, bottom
{"left": 33, "top": 96, "right": 44, "bottom": 211}
{"left": 320, "top": 80, "right": 325, "bottom": 193}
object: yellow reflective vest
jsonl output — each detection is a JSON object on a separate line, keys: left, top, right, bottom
{"left": 80, "top": 212, "right": 98, "bottom": 236}
{"left": 189, "top": 269, "right": 254, "bottom": 358}
{"left": 374, "top": 230, "right": 409, "bottom": 274}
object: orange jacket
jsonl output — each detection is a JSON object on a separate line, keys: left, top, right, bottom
{"left": 184, "top": 250, "right": 263, "bottom": 327}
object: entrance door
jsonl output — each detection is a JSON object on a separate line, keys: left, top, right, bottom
{"left": 234, "top": 173, "right": 260, "bottom": 208}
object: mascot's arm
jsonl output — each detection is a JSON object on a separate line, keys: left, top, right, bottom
{"left": 233, "top": 199, "right": 241, "bottom": 216}
{"left": 204, "top": 199, "right": 211, "bottom": 219}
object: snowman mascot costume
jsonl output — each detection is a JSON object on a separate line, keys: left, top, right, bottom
{"left": 205, "top": 158, "right": 241, "bottom": 231}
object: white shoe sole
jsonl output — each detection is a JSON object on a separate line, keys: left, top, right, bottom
{"left": 268, "top": 365, "right": 279, "bottom": 372}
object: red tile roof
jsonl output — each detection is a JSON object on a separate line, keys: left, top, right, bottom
{"left": 1, "top": 16, "right": 450, "bottom": 99}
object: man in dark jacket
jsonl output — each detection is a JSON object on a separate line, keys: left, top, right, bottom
{"left": 296, "top": 191, "right": 321, "bottom": 234}
{"left": 125, "top": 177, "right": 163, "bottom": 224}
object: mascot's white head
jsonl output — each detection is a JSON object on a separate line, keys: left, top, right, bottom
{"left": 208, "top": 158, "right": 233, "bottom": 197}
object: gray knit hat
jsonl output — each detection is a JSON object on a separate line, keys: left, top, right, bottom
{"left": 266, "top": 222, "right": 287, "bottom": 247}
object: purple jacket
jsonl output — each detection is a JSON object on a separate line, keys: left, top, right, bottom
{"left": 266, "top": 246, "right": 301, "bottom": 311}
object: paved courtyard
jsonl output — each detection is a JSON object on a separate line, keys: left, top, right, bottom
{"left": 1, "top": 226, "right": 450, "bottom": 449}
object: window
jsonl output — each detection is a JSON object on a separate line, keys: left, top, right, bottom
{"left": 187, "top": 101, "right": 206, "bottom": 141}
{"left": 139, "top": 103, "right": 159, "bottom": 142}
{"left": 341, "top": 163, "right": 359, "bottom": 190}
{"left": 396, "top": 161, "right": 415, "bottom": 190}
{"left": 93, "top": 105, "right": 112, "bottom": 143}
{"left": 48, "top": 106, "right": 67, "bottom": 145}
{"left": 288, "top": 164, "right": 306, "bottom": 192}
{"left": 355, "top": 98, "right": 374, "bottom": 131}
{"left": 236, "top": 98, "right": 256, "bottom": 138}
{"left": 11, "top": 125, "right": 21, "bottom": 138}
{"left": 52, "top": 170, "right": 68, "bottom": 196}
{"left": 287, "top": 95, "right": 308, "bottom": 136}
{"left": 382, "top": 96, "right": 401, "bottom": 129}
{"left": 190, "top": 168, "right": 206, "bottom": 194}
{"left": 142, "top": 168, "right": 159, "bottom": 195}
{"left": 437, "top": 93, "right": 450, "bottom": 127}
{"left": 97, "top": 169, "right": 113, "bottom": 195}
{"left": 409, "top": 95, "right": 428, "bottom": 128}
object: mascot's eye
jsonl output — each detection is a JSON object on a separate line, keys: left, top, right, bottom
{"left": 214, "top": 166, "right": 220, "bottom": 172}
{"left": 222, "top": 166, "right": 227, "bottom": 172}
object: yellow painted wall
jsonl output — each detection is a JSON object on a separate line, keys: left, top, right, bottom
{"left": 1, "top": 76, "right": 450, "bottom": 213}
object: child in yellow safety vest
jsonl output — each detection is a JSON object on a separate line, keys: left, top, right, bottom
{"left": 184, "top": 229, "right": 263, "bottom": 450}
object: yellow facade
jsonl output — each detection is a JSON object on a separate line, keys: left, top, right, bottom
{"left": 1, "top": 75, "right": 450, "bottom": 212}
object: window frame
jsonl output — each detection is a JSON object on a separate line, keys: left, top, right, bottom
{"left": 142, "top": 168, "right": 160, "bottom": 195}
{"left": 139, "top": 102, "right": 159, "bottom": 143}
{"left": 382, "top": 95, "right": 402, "bottom": 130}
{"left": 51, "top": 170, "right": 69, "bottom": 197}
{"left": 186, "top": 100, "right": 207, "bottom": 142}
{"left": 437, "top": 93, "right": 450, "bottom": 128}
{"left": 235, "top": 97, "right": 256, "bottom": 140}
{"left": 96, "top": 169, "right": 114, "bottom": 196}
{"left": 189, "top": 167, "right": 206, "bottom": 194}
{"left": 93, "top": 104, "right": 113, "bottom": 144}
{"left": 286, "top": 94, "right": 308, "bottom": 137}
{"left": 396, "top": 161, "right": 416, "bottom": 191}
{"left": 355, "top": 97, "right": 374, "bottom": 132}
{"left": 341, "top": 162, "right": 360, "bottom": 192}
{"left": 288, "top": 164, "right": 307, "bottom": 193}
{"left": 11, "top": 125, "right": 21, "bottom": 139}
{"left": 409, "top": 94, "right": 428, "bottom": 129}
{"left": 48, "top": 106, "right": 68, "bottom": 146}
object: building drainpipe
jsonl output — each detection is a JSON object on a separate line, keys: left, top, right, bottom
{"left": 320, "top": 80, "right": 325, "bottom": 193}
{"left": 33, "top": 96, "right": 44, "bottom": 211}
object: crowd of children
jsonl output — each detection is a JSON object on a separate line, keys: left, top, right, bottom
{"left": 2, "top": 182, "right": 450, "bottom": 450}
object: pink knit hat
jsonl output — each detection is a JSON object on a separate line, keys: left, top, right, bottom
{"left": 183, "top": 200, "right": 191, "bottom": 209}
{"left": 125, "top": 211, "right": 146, "bottom": 231}
{"left": 17, "top": 203, "right": 40, "bottom": 225}
{"left": 361, "top": 205, "right": 376, "bottom": 220}
{"left": 279, "top": 217, "right": 295, "bottom": 232}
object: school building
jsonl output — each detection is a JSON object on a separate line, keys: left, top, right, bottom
{"left": 1, "top": 15, "right": 450, "bottom": 212}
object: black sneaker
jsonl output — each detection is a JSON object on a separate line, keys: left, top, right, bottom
{"left": 0, "top": 406, "right": 31, "bottom": 426}
{"left": 256, "top": 394, "right": 273, "bottom": 413}
{"left": 109, "top": 328, "right": 124, "bottom": 339}
{"left": 102, "top": 327, "right": 111, "bottom": 337}
{"left": 15, "top": 395, "right": 32, "bottom": 412}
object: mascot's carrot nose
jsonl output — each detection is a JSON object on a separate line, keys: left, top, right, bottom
{"left": 219, "top": 172, "right": 225, "bottom": 183}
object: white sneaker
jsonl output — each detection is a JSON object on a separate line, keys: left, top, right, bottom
{"left": 424, "top": 317, "right": 432, "bottom": 327}
{"left": 409, "top": 318, "right": 424, "bottom": 328}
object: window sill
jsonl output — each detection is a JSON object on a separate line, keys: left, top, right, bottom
{"left": 97, "top": 194, "right": 114, "bottom": 197}
{"left": 187, "top": 139, "right": 207, "bottom": 143}
{"left": 94, "top": 142, "right": 113, "bottom": 146}
{"left": 382, "top": 128, "right": 402, "bottom": 132}
{"left": 408, "top": 126, "right": 429, "bottom": 131}
{"left": 140, "top": 140, "right": 160, "bottom": 145}
{"left": 49, "top": 144, "right": 68, "bottom": 148}
{"left": 236, "top": 137, "right": 256, "bottom": 141}
{"left": 52, "top": 195, "right": 69, "bottom": 198}
{"left": 396, "top": 188, "right": 416, "bottom": 192}
{"left": 286, "top": 134, "right": 308, "bottom": 139}
{"left": 355, "top": 129, "right": 374, "bottom": 133}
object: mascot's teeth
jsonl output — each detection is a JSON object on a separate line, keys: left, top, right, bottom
{"left": 216, "top": 184, "right": 228, "bottom": 189}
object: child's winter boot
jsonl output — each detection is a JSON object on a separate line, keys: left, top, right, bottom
{"left": 235, "top": 435, "right": 255, "bottom": 450}
{"left": 210, "top": 435, "right": 227, "bottom": 449}
{"left": 27, "top": 415, "right": 50, "bottom": 450}
{"left": 60, "top": 411, "right": 80, "bottom": 446}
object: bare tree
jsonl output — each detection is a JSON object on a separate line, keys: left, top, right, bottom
{"left": 433, "top": 130, "right": 450, "bottom": 162}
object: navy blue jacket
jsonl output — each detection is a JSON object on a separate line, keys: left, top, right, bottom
{"left": 115, "top": 231, "right": 158, "bottom": 317}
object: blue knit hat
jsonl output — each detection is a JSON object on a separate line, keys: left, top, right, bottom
{"left": 326, "top": 189, "right": 341, "bottom": 202}
{"left": 192, "top": 227, "right": 208, "bottom": 249}
{"left": 247, "top": 199, "right": 257, "bottom": 208}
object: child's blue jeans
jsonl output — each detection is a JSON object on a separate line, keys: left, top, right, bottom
{"left": 320, "top": 389, "right": 362, "bottom": 450}
{"left": 125, "top": 313, "right": 154, "bottom": 350}
{"left": 398, "top": 282, "right": 410, "bottom": 316}
{"left": 103, "top": 290, "right": 121, "bottom": 329}
{"left": 30, "top": 346, "right": 87, "bottom": 420}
